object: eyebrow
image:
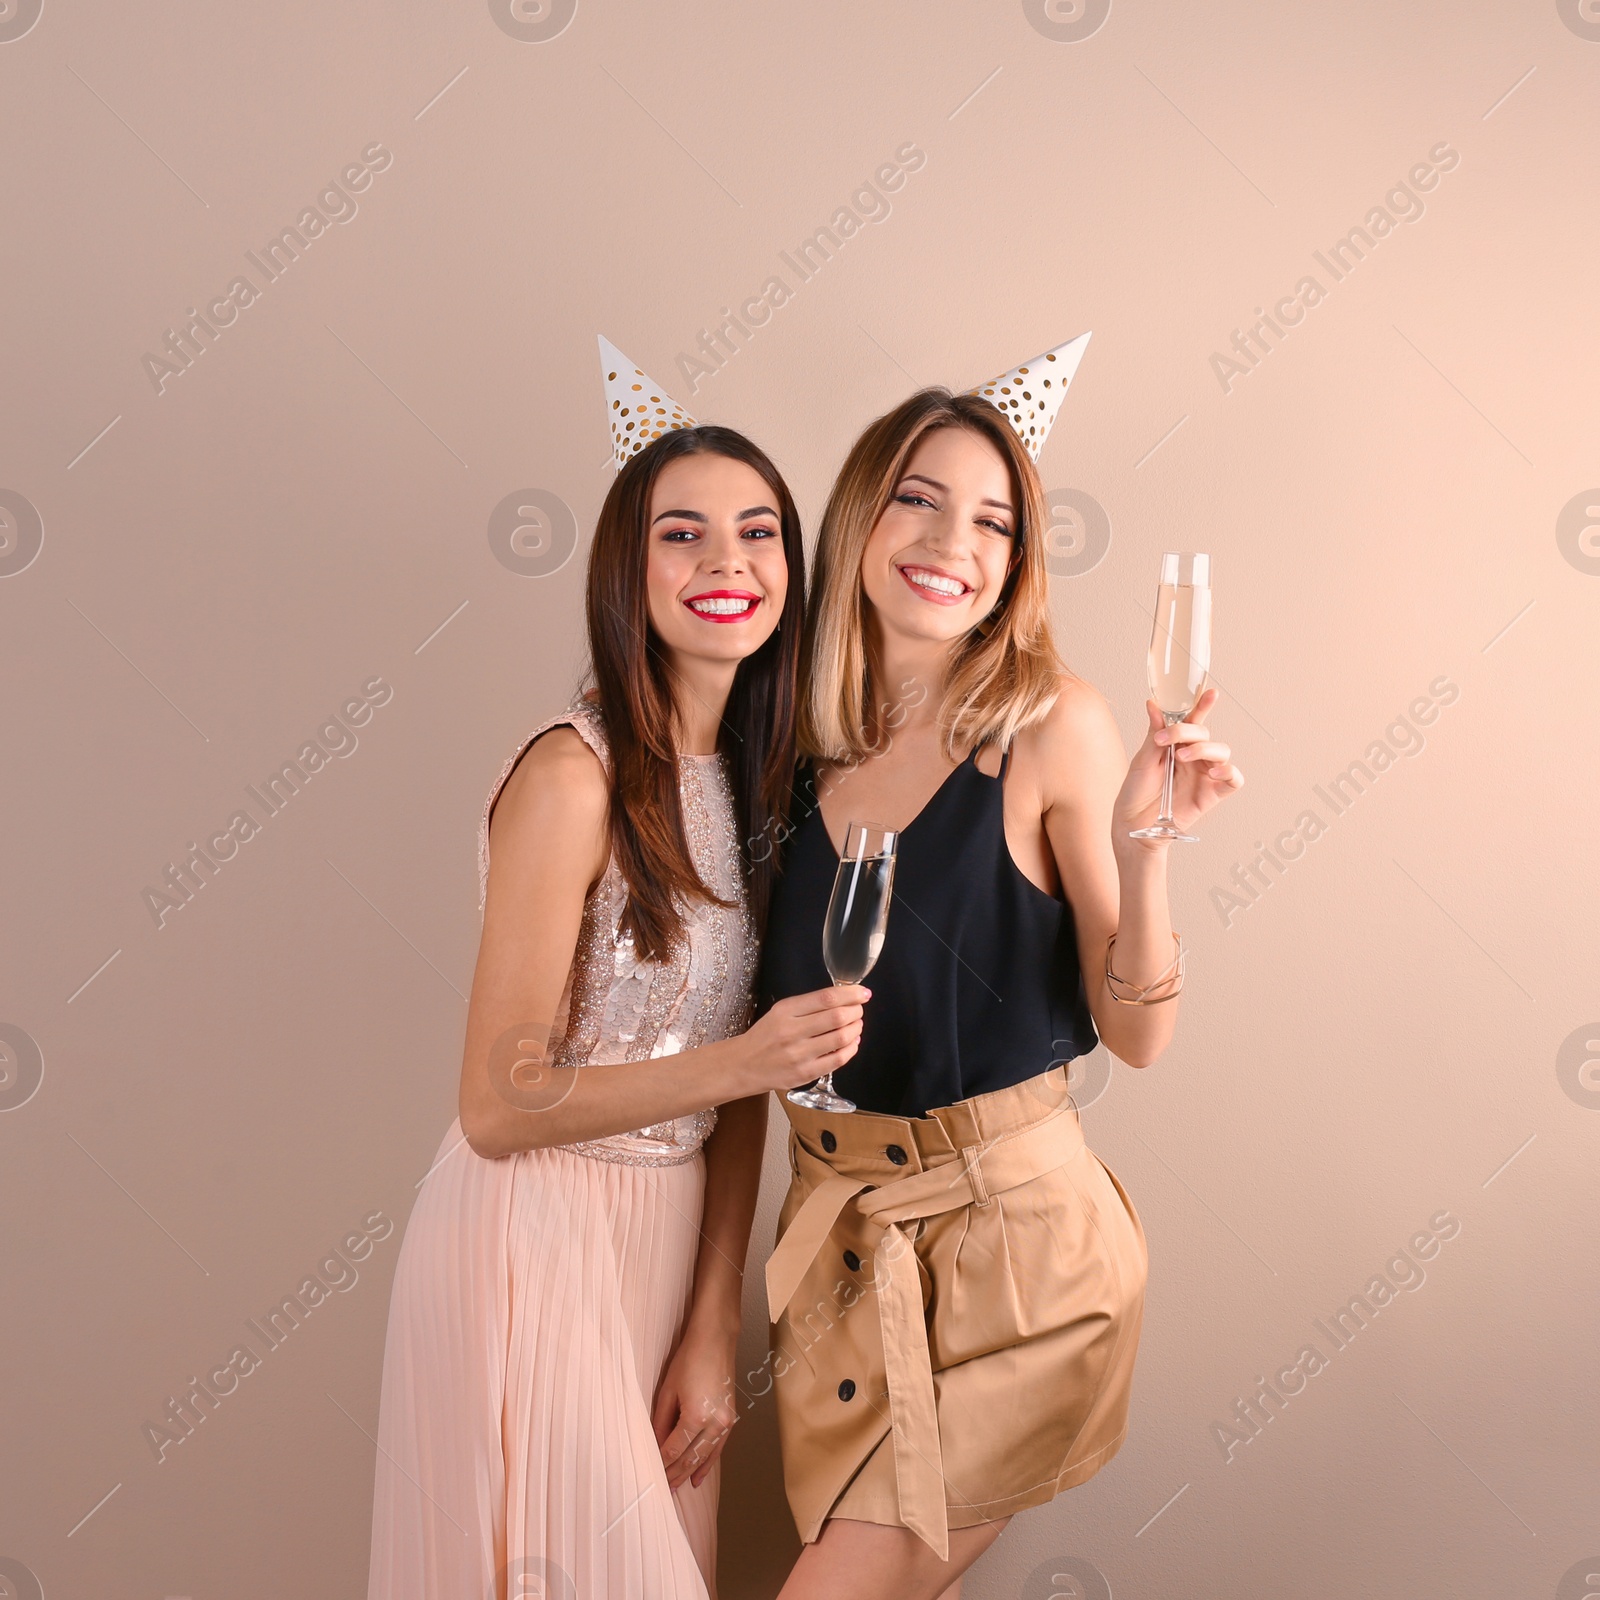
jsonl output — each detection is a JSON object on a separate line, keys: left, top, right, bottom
{"left": 651, "top": 505, "right": 779, "bottom": 526}
{"left": 898, "top": 473, "right": 1014, "bottom": 515}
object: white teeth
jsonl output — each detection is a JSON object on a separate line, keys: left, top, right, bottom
{"left": 688, "top": 596, "right": 755, "bottom": 615}
{"left": 904, "top": 568, "right": 966, "bottom": 596}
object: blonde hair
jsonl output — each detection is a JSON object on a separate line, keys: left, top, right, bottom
{"left": 799, "top": 389, "right": 1069, "bottom": 763}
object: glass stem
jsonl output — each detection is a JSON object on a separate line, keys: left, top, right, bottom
{"left": 1159, "top": 713, "right": 1178, "bottom": 823}
{"left": 820, "top": 978, "right": 848, "bottom": 1086}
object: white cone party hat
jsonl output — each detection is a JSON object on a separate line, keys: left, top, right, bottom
{"left": 600, "top": 335, "right": 698, "bottom": 470}
{"left": 966, "top": 331, "right": 1091, "bottom": 462}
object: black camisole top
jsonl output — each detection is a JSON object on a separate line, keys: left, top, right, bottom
{"left": 757, "top": 744, "right": 1099, "bottom": 1119}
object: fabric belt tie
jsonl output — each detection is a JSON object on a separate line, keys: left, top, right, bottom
{"left": 765, "top": 1105, "right": 1082, "bottom": 1562}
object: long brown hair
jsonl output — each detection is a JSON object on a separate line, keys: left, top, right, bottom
{"left": 586, "top": 425, "right": 804, "bottom": 961}
{"left": 800, "top": 389, "right": 1068, "bottom": 764}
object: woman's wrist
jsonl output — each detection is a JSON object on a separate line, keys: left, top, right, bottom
{"left": 702, "top": 1032, "right": 759, "bottom": 1101}
{"left": 682, "top": 1293, "right": 743, "bottom": 1345}
{"left": 1113, "top": 833, "right": 1172, "bottom": 878}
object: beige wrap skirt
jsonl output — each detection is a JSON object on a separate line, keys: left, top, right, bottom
{"left": 764, "top": 1065, "right": 1148, "bottom": 1560}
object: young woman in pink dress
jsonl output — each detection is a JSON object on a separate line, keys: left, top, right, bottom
{"left": 366, "top": 384, "right": 869, "bottom": 1599}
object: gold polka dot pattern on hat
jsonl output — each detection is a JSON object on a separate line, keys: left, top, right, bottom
{"left": 966, "top": 333, "right": 1092, "bottom": 463}
{"left": 599, "top": 334, "right": 699, "bottom": 471}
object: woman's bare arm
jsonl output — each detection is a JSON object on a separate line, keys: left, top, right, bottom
{"left": 458, "top": 727, "right": 866, "bottom": 1158}
{"left": 653, "top": 1090, "right": 769, "bottom": 1490}
{"left": 1026, "top": 679, "right": 1181, "bottom": 1069}
{"left": 687, "top": 1092, "right": 768, "bottom": 1340}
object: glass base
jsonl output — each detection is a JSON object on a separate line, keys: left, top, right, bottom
{"left": 786, "top": 1079, "right": 857, "bottom": 1113}
{"left": 1129, "top": 819, "right": 1199, "bottom": 843}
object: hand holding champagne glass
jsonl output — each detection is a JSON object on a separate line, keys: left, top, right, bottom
{"left": 1130, "top": 551, "right": 1212, "bottom": 843}
{"left": 788, "top": 822, "right": 898, "bottom": 1113}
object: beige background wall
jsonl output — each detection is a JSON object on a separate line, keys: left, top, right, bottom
{"left": 2, "top": 1, "right": 1596, "bottom": 1595}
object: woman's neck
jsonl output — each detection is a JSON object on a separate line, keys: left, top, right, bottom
{"left": 665, "top": 653, "right": 738, "bottom": 756}
{"left": 868, "top": 628, "right": 955, "bottom": 742}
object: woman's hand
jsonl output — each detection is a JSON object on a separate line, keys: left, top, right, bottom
{"left": 1113, "top": 686, "right": 1245, "bottom": 846}
{"left": 737, "top": 986, "right": 869, "bottom": 1094}
{"left": 652, "top": 1325, "right": 740, "bottom": 1492}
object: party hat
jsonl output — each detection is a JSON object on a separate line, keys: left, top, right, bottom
{"left": 599, "top": 335, "right": 698, "bottom": 470}
{"left": 966, "top": 332, "right": 1091, "bottom": 462}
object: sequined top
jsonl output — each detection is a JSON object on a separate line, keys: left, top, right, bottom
{"left": 477, "top": 696, "right": 758, "bottom": 1167}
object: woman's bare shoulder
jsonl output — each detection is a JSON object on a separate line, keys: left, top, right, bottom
{"left": 1020, "top": 672, "right": 1121, "bottom": 751}
{"left": 1012, "top": 672, "right": 1128, "bottom": 802}
{"left": 490, "top": 725, "right": 609, "bottom": 862}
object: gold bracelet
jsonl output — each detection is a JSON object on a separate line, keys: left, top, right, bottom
{"left": 1105, "top": 931, "right": 1186, "bottom": 1005}
{"left": 1106, "top": 934, "right": 1184, "bottom": 1001}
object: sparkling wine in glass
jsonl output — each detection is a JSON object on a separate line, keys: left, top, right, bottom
{"left": 1130, "top": 551, "right": 1212, "bottom": 844}
{"left": 787, "top": 821, "right": 898, "bottom": 1114}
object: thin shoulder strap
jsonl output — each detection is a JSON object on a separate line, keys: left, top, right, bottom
{"left": 477, "top": 698, "right": 610, "bottom": 914}
{"left": 967, "top": 738, "right": 1013, "bottom": 780}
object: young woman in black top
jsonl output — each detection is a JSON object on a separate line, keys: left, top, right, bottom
{"left": 760, "top": 379, "right": 1244, "bottom": 1600}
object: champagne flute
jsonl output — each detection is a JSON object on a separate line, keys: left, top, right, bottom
{"left": 787, "top": 821, "right": 898, "bottom": 1114}
{"left": 1130, "top": 551, "right": 1212, "bottom": 843}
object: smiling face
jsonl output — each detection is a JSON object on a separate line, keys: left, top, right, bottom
{"left": 643, "top": 449, "right": 789, "bottom": 667}
{"left": 858, "top": 424, "right": 1021, "bottom": 648}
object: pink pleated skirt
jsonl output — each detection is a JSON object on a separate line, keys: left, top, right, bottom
{"left": 367, "top": 1119, "right": 719, "bottom": 1600}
